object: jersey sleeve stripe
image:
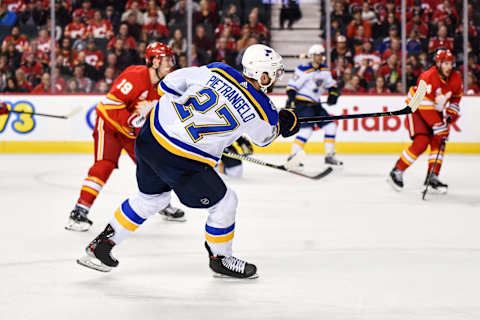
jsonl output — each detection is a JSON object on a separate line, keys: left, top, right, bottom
{"left": 160, "top": 81, "right": 181, "bottom": 97}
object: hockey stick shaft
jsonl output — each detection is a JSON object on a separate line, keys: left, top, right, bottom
{"left": 298, "top": 106, "right": 412, "bottom": 123}
{"left": 8, "top": 107, "right": 82, "bottom": 119}
{"left": 223, "top": 152, "right": 285, "bottom": 171}
{"left": 422, "top": 138, "right": 446, "bottom": 200}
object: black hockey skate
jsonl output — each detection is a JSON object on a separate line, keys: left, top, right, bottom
{"left": 424, "top": 173, "right": 448, "bottom": 194}
{"left": 388, "top": 168, "right": 404, "bottom": 191}
{"left": 325, "top": 152, "right": 343, "bottom": 166}
{"left": 205, "top": 242, "right": 258, "bottom": 279}
{"left": 77, "top": 224, "right": 118, "bottom": 272}
{"left": 65, "top": 205, "right": 93, "bottom": 232}
{"left": 158, "top": 204, "right": 186, "bottom": 222}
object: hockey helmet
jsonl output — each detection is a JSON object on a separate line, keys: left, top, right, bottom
{"left": 145, "top": 42, "right": 173, "bottom": 66}
{"left": 308, "top": 44, "right": 325, "bottom": 57}
{"left": 242, "top": 44, "right": 284, "bottom": 92}
{"left": 434, "top": 49, "right": 454, "bottom": 64}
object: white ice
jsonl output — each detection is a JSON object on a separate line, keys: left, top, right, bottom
{"left": 1, "top": 153, "right": 479, "bottom": 320}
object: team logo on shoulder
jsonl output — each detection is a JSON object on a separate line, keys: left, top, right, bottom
{"left": 240, "top": 81, "right": 248, "bottom": 88}
{"left": 265, "top": 49, "right": 272, "bottom": 56}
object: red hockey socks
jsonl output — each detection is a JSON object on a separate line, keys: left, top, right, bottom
{"left": 428, "top": 135, "right": 444, "bottom": 175}
{"left": 77, "top": 160, "right": 116, "bottom": 209}
{"left": 395, "top": 135, "right": 429, "bottom": 171}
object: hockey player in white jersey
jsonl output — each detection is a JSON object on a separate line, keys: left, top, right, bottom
{"left": 286, "top": 44, "right": 343, "bottom": 167}
{"left": 77, "top": 44, "right": 300, "bottom": 279}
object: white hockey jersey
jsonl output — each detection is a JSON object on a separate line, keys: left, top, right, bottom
{"left": 150, "top": 62, "right": 279, "bottom": 167}
{"left": 286, "top": 62, "right": 337, "bottom": 103}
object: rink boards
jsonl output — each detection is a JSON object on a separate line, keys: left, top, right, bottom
{"left": 0, "top": 94, "right": 479, "bottom": 153}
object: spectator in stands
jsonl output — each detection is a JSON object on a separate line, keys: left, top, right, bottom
{"left": 52, "top": 67, "right": 66, "bottom": 92}
{"left": 223, "top": 3, "right": 240, "bottom": 26}
{"left": 361, "top": 2, "right": 376, "bottom": 25}
{"left": 377, "top": 53, "right": 401, "bottom": 92}
{"left": 142, "top": 12, "right": 170, "bottom": 42}
{"left": 0, "top": 2, "right": 17, "bottom": 26}
{"left": 144, "top": 0, "right": 166, "bottom": 26}
{"left": 83, "top": 39, "right": 104, "bottom": 71}
{"left": 466, "top": 72, "right": 480, "bottom": 94}
{"left": 428, "top": 24, "right": 454, "bottom": 54}
{"left": 376, "top": 25, "right": 399, "bottom": 54}
{"left": 108, "top": 38, "right": 132, "bottom": 71}
{"left": 279, "top": 0, "right": 302, "bottom": 30}
{"left": 15, "top": 68, "right": 33, "bottom": 92}
{"left": 168, "top": 0, "right": 189, "bottom": 29}
{"left": 408, "top": 55, "right": 424, "bottom": 78}
{"left": 64, "top": 11, "right": 87, "bottom": 40}
{"left": 2, "top": 26, "right": 29, "bottom": 53}
{"left": 342, "top": 74, "right": 366, "bottom": 93}
{"left": 20, "top": 51, "right": 43, "bottom": 86}
{"left": 211, "top": 36, "right": 235, "bottom": 66}
{"left": 460, "top": 55, "right": 480, "bottom": 80}
{"left": 354, "top": 40, "right": 380, "bottom": 71}
{"left": 193, "top": 0, "right": 219, "bottom": 32}
{"left": 32, "top": 72, "right": 51, "bottom": 93}
{"left": 384, "top": 0, "right": 400, "bottom": 19}
{"left": 382, "top": 38, "right": 402, "bottom": 61}
{"left": 351, "top": 25, "right": 370, "bottom": 53}
{"left": 73, "top": 0, "right": 94, "bottom": 24}
{"left": 245, "top": 8, "right": 270, "bottom": 43}
{"left": 406, "top": 10, "right": 429, "bottom": 39}
{"left": 88, "top": 9, "right": 114, "bottom": 39}
{"left": 176, "top": 52, "right": 187, "bottom": 69}
{"left": 406, "top": 30, "right": 423, "bottom": 56}
{"left": 72, "top": 65, "right": 92, "bottom": 93}
{"left": 432, "top": 0, "right": 458, "bottom": 33}
{"left": 103, "top": 52, "right": 118, "bottom": 76}
{"left": 125, "top": 12, "right": 142, "bottom": 39}
{"left": 94, "top": 79, "right": 109, "bottom": 93}
{"left": 56, "top": 37, "right": 74, "bottom": 74}
{"left": 168, "top": 28, "right": 187, "bottom": 56}
{"left": 4, "top": 77, "right": 20, "bottom": 92}
{"left": 65, "top": 78, "right": 79, "bottom": 92}
{"left": 215, "top": 16, "right": 241, "bottom": 39}
{"left": 3, "top": 41, "right": 22, "bottom": 71}
{"left": 54, "top": 0, "right": 71, "bottom": 29}
{"left": 36, "top": 28, "right": 51, "bottom": 54}
{"left": 19, "top": 0, "right": 48, "bottom": 27}
{"left": 331, "top": 35, "right": 354, "bottom": 66}
{"left": 405, "top": 63, "right": 417, "bottom": 88}
{"left": 194, "top": 24, "right": 214, "bottom": 59}
{"left": 132, "top": 41, "right": 147, "bottom": 65}
{"left": 122, "top": 0, "right": 145, "bottom": 25}
{"left": 125, "top": 0, "right": 147, "bottom": 11}
{"left": 236, "top": 24, "right": 253, "bottom": 53}
{"left": 347, "top": 7, "right": 371, "bottom": 40}
{"left": 217, "top": 27, "right": 236, "bottom": 51}
{"left": 105, "top": 5, "right": 121, "bottom": 33}
{"left": 368, "top": 75, "right": 391, "bottom": 93}
{"left": 107, "top": 23, "right": 136, "bottom": 50}
{"left": 330, "top": 1, "right": 350, "bottom": 31}
{"left": 235, "top": 36, "right": 258, "bottom": 70}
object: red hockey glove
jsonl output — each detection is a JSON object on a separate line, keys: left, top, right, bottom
{"left": 278, "top": 109, "right": 299, "bottom": 138}
{"left": 432, "top": 121, "right": 449, "bottom": 137}
{"left": 0, "top": 102, "right": 9, "bottom": 115}
{"left": 445, "top": 103, "right": 460, "bottom": 124}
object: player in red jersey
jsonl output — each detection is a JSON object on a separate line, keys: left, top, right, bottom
{"left": 388, "top": 49, "right": 462, "bottom": 193}
{"left": 66, "top": 42, "right": 186, "bottom": 232}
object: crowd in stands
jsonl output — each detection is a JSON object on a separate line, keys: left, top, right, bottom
{"left": 0, "top": 0, "right": 270, "bottom": 93}
{"left": 326, "top": 0, "right": 480, "bottom": 94}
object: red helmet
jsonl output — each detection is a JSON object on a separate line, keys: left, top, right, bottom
{"left": 434, "top": 49, "right": 454, "bottom": 64}
{"left": 145, "top": 42, "right": 173, "bottom": 65}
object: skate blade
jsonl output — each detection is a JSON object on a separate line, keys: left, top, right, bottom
{"left": 423, "top": 187, "right": 448, "bottom": 195}
{"left": 163, "top": 216, "right": 187, "bottom": 222}
{"left": 65, "top": 220, "right": 91, "bottom": 232}
{"left": 387, "top": 176, "right": 403, "bottom": 192}
{"left": 212, "top": 272, "right": 259, "bottom": 279}
{"left": 77, "top": 254, "right": 112, "bottom": 272}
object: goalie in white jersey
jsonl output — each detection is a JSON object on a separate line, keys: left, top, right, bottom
{"left": 77, "top": 44, "right": 300, "bottom": 279}
{"left": 286, "top": 44, "right": 343, "bottom": 167}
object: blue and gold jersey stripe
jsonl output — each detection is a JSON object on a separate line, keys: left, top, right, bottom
{"left": 205, "top": 223, "right": 235, "bottom": 243}
{"left": 114, "top": 199, "right": 146, "bottom": 231}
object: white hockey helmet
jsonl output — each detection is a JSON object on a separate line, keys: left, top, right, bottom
{"left": 308, "top": 44, "right": 325, "bottom": 57}
{"left": 242, "top": 44, "right": 284, "bottom": 92}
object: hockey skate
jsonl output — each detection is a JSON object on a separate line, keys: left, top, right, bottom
{"left": 158, "top": 204, "right": 186, "bottom": 222}
{"left": 388, "top": 168, "right": 404, "bottom": 191}
{"left": 205, "top": 242, "right": 258, "bottom": 279}
{"left": 424, "top": 173, "right": 448, "bottom": 194}
{"left": 65, "top": 205, "right": 93, "bottom": 232}
{"left": 325, "top": 152, "right": 343, "bottom": 166}
{"left": 77, "top": 224, "right": 118, "bottom": 272}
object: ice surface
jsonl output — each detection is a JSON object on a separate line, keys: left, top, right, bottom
{"left": 0, "top": 153, "right": 479, "bottom": 320}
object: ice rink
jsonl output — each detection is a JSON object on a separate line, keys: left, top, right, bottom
{"left": 1, "top": 153, "right": 479, "bottom": 320}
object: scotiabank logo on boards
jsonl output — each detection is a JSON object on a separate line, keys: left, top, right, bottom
{"left": 333, "top": 106, "right": 460, "bottom": 133}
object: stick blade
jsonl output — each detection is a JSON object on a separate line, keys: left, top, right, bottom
{"left": 408, "top": 80, "right": 428, "bottom": 113}
{"left": 65, "top": 106, "right": 83, "bottom": 118}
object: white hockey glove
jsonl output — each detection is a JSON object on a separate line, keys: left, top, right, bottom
{"left": 127, "top": 100, "right": 157, "bottom": 128}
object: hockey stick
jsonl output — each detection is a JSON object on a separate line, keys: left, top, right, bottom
{"left": 222, "top": 151, "right": 333, "bottom": 180}
{"left": 8, "top": 106, "right": 83, "bottom": 119}
{"left": 422, "top": 138, "right": 447, "bottom": 200}
{"left": 298, "top": 80, "right": 428, "bottom": 124}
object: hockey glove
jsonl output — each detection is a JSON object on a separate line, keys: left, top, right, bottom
{"left": 326, "top": 86, "right": 339, "bottom": 105}
{"left": 278, "top": 109, "right": 299, "bottom": 138}
{"left": 0, "top": 102, "right": 9, "bottom": 115}
{"left": 445, "top": 103, "right": 460, "bottom": 124}
{"left": 236, "top": 136, "right": 253, "bottom": 155}
{"left": 285, "top": 89, "right": 297, "bottom": 109}
{"left": 127, "top": 100, "right": 157, "bottom": 128}
{"left": 432, "top": 121, "right": 449, "bottom": 138}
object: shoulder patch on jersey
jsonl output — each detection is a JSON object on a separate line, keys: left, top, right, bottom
{"left": 297, "top": 63, "right": 314, "bottom": 72}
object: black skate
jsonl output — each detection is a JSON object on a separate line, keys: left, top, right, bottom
{"left": 325, "top": 152, "right": 343, "bottom": 166}
{"left": 77, "top": 224, "right": 118, "bottom": 272}
{"left": 158, "top": 204, "right": 186, "bottom": 222}
{"left": 65, "top": 205, "right": 92, "bottom": 232}
{"left": 424, "top": 173, "right": 448, "bottom": 194}
{"left": 388, "top": 168, "right": 404, "bottom": 191}
{"left": 205, "top": 242, "right": 258, "bottom": 279}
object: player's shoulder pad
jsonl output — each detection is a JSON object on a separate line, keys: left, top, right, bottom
{"left": 319, "top": 63, "right": 330, "bottom": 72}
{"left": 297, "top": 62, "right": 314, "bottom": 72}
{"left": 207, "top": 62, "right": 278, "bottom": 126}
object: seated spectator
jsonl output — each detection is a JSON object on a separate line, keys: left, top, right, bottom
{"left": 244, "top": 8, "right": 270, "bottom": 43}
{"left": 354, "top": 40, "right": 381, "bottom": 72}
{"left": 377, "top": 54, "right": 401, "bottom": 91}
{"left": 368, "top": 75, "right": 391, "bottom": 93}
{"left": 82, "top": 39, "right": 104, "bottom": 70}
{"left": 64, "top": 11, "right": 88, "bottom": 40}
{"left": 382, "top": 38, "right": 402, "bottom": 61}
{"left": 223, "top": 3, "right": 241, "bottom": 25}
{"left": 53, "top": 0, "right": 71, "bottom": 29}
{"left": 428, "top": 24, "right": 454, "bottom": 54}
{"left": 0, "top": 2, "right": 17, "bottom": 26}
{"left": 121, "top": 0, "right": 145, "bottom": 25}
{"left": 342, "top": 74, "right": 366, "bottom": 93}
{"left": 351, "top": 25, "right": 370, "bottom": 53}
{"left": 65, "top": 78, "right": 79, "bottom": 93}
{"left": 466, "top": 72, "right": 480, "bottom": 95}
{"left": 100, "top": 66, "right": 116, "bottom": 88}
{"left": 432, "top": 0, "right": 458, "bottom": 33}
{"left": 107, "top": 23, "right": 136, "bottom": 50}
{"left": 36, "top": 28, "right": 51, "bottom": 54}
{"left": 4, "top": 41, "right": 22, "bottom": 71}
{"left": 407, "top": 30, "right": 423, "bottom": 56}
{"left": 72, "top": 65, "right": 92, "bottom": 92}
{"left": 52, "top": 67, "right": 66, "bottom": 92}
{"left": 405, "top": 63, "right": 418, "bottom": 88}
{"left": 385, "top": 12, "right": 400, "bottom": 36}
{"left": 105, "top": 5, "right": 121, "bottom": 33}
{"left": 194, "top": 24, "right": 214, "bottom": 58}
{"left": 215, "top": 16, "right": 241, "bottom": 39}
{"left": 175, "top": 52, "right": 187, "bottom": 69}
{"left": 169, "top": 0, "right": 190, "bottom": 28}
{"left": 459, "top": 55, "right": 480, "bottom": 80}
{"left": 19, "top": 0, "right": 48, "bottom": 27}
{"left": 55, "top": 37, "right": 75, "bottom": 74}
{"left": 193, "top": 0, "right": 219, "bottom": 31}
{"left": 143, "top": 14, "right": 170, "bottom": 41}
{"left": 94, "top": 79, "right": 109, "bottom": 93}
{"left": 32, "top": 72, "right": 51, "bottom": 93}
{"left": 73, "top": 0, "right": 94, "bottom": 24}
{"left": 87, "top": 9, "right": 114, "bottom": 39}
{"left": 406, "top": 11, "right": 429, "bottom": 39}
{"left": 330, "top": 1, "right": 350, "bottom": 31}
{"left": 143, "top": 0, "right": 166, "bottom": 26}
{"left": 125, "top": 12, "right": 142, "bottom": 40}
{"left": 217, "top": 27, "right": 236, "bottom": 51}
{"left": 168, "top": 28, "right": 187, "bottom": 56}
{"left": 408, "top": 55, "right": 424, "bottom": 78}
{"left": 4, "top": 77, "right": 22, "bottom": 92}
{"left": 103, "top": 52, "right": 119, "bottom": 77}
{"left": 125, "top": 0, "right": 147, "bottom": 11}
{"left": 108, "top": 38, "right": 132, "bottom": 71}
{"left": 376, "top": 26, "right": 399, "bottom": 54}
{"left": 20, "top": 51, "right": 43, "bottom": 86}
{"left": 361, "top": 2, "right": 376, "bottom": 25}
{"left": 236, "top": 25, "right": 253, "bottom": 53}
{"left": 331, "top": 35, "right": 354, "bottom": 66}
{"left": 15, "top": 68, "right": 33, "bottom": 91}
{"left": 2, "top": 26, "right": 29, "bottom": 53}
{"left": 211, "top": 36, "right": 236, "bottom": 66}
{"left": 346, "top": 7, "right": 371, "bottom": 40}
{"left": 132, "top": 41, "right": 147, "bottom": 65}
